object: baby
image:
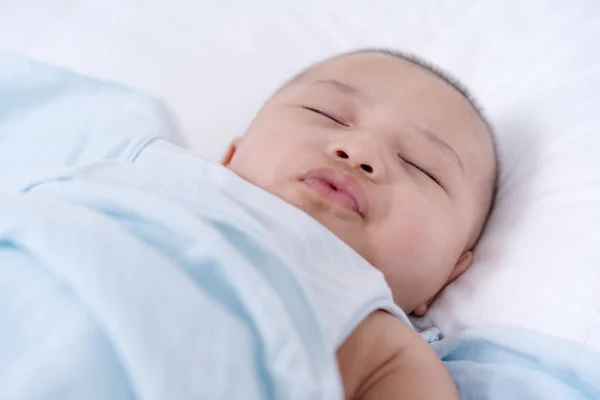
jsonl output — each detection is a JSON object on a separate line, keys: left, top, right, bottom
{"left": 223, "top": 49, "right": 497, "bottom": 398}
{"left": 0, "top": 48, "right": 497, "bottom": 399}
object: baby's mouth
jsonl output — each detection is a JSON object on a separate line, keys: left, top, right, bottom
{"left": 299, "top": 168, "right": 367, "bottom": 218}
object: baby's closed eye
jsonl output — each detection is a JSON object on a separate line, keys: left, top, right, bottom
{"left": 302, "top": 106, "right": 350, "bottom": 127}
{"left": 398, "top": 154, "right": 442, "bottom": 187}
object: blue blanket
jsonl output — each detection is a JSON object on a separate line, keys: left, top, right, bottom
{"left": 2, "top": 53, "right": 600, "bottom": 399}
{"left": 434, "top": 327, "right": 600, "bottom": 399}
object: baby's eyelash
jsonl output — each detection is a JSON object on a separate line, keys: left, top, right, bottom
{"left": 399, "top": 154, "right": 442, "bottom": 187}
{"left": 302, "top": 106, "right": 349, "bottom": 127}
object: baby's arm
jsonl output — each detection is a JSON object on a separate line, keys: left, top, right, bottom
{"left": 337, "top": 311, "right": 459, "bottom": 400}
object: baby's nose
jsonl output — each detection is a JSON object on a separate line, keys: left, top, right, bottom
{"left": 326, "top": 137, "right": 385, "bottom": 181}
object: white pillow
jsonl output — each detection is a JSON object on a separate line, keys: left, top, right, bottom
{"left": 2, "top": 0, "right": 600, "bottom": 349}
{"left": 420, "top": 3, "right": 600, "bottom": 349}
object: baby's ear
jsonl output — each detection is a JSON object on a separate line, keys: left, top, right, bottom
{"left": 221, "top": 138, "right": 241, "bottom": 166}
{"left": 411, "top": 251, "right": 473, "bottom": 317}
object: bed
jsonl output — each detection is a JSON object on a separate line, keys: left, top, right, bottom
{"left": 2, "top": 0, "right": 600, "bottom": 398}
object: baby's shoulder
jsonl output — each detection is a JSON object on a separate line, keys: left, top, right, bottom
{"left": 337, "top": 311, "right": 453, "bottom": 399}
{"left": 336, "top": 311, "right": 416, "bottom": 397}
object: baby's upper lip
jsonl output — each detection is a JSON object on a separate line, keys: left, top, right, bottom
{"left": 299, "top": 167, "right": 369, "bottom": 218}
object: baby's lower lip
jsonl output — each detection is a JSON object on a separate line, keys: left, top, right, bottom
{"left": 301, "top": 177, "right": 362, "bottom": 216}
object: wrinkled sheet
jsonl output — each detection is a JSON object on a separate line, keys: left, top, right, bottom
{"left": 433, "top": 326, "right": 600, "bottom": 399}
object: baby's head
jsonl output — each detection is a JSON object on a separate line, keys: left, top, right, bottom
{"left": 223, "top": 49, "right": 497, "bottom": 315}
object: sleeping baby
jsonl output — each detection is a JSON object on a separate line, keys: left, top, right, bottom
{"left": 221, "top": 49, "right": 497, "bottom": 398}
{"left": 0, "top": 49, "right": 497, "bottom": 399}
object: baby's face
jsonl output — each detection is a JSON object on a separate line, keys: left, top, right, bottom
{"left": 224, "top": 52, "right": 495, "bottom": 313}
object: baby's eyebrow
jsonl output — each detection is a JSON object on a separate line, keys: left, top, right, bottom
{"left": 414, "top": 125, "right": 465, "bottom": 174}
{"left": 313, "top": 79, "right": 369, "bottom": 100}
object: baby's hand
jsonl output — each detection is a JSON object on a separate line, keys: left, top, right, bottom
{"left": 337, "top": 311, "right": 459, "bottom": 400}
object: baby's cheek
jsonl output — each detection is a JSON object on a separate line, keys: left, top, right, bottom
{"left": 232, "top": 145, "right": 291, "bottom": 186}
{"left": 371, "top": 210, "right": 447, "bottom": 265}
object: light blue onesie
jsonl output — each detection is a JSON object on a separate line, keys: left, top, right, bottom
{"left": 0, "top": 52, "right": 409, "bottom": 399}
{"left": 1, "top": 134, "right": 408, "bottom": 399}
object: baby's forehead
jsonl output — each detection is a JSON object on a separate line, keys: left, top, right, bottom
{"left": 303, "top": 53, "right": 489, "bottom": 140}
{"left": 295, "top": 52, "right": 438, "bottom": 88}
{"left": 296, "top": 52, "right": 483, "bottom": 119}
{"left": 291, "top": 55, "right": 478, "bottom": 125}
